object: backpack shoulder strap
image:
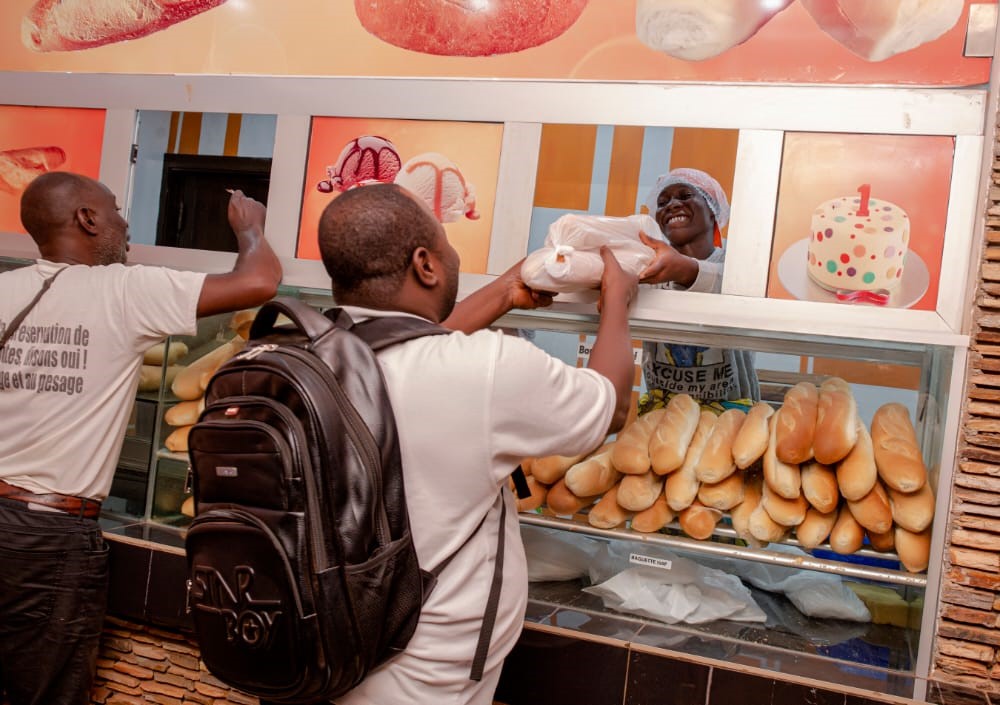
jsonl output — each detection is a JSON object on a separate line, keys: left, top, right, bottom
{"left": 327, "top": 308, "right": 450, "bottom": 351}
{"left": 249, "top": 296, "right": 334, "bottom": 342}
{"left": 0, "top": 266, "right": 67, "bottom": 352}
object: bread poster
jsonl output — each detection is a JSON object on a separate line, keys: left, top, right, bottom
{"left": 297, "top": 117, "right": 502, "bottom": 274}
{"left": 767, "top": 132, "right": 952, "bottom": 311}
{"left": 0, "top": 105, "right": 106, "bottom": 235}
{"left": 0, "top": 1, "right": 991, "bottom": 86}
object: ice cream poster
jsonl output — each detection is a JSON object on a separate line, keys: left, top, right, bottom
{"left": 0, "top": 105, "right": 106, "bottom": 235}
{"left": 297, "top": 117, "right": 503, "bottom": 274}
{"left": 0, "top": 1, "right": 991, "bottom": 86}
{"left": 767, "top": 133, "right": 953, "bottom": 311}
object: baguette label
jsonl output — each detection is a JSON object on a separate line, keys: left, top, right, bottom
{"left": 629, "top": 553, "right": 672, "bottom": 571}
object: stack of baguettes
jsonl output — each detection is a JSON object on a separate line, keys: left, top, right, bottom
{"left": 516, "top": 378, "right": 935, "bottom": 573}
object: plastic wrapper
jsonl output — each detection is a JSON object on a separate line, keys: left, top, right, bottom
{"left": 521, "top": 525, "right": 602, "bottom": 582}
{"left": 521, "top": 213, "right": 662, "bottom": 293}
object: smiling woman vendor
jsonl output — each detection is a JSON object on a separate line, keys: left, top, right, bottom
{"left": 636, "top": 167, "right": 759, "bottom": 410}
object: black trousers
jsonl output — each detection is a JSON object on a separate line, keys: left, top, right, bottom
{"left": 0, "top": 497, "right": 108, "bottom": 705}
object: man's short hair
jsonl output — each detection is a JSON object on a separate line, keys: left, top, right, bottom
{"left": 20, "top": 171, "right": 92, "bottom": 240}
{"left": 317, "top": 183, "right": 440, "bottom": 305}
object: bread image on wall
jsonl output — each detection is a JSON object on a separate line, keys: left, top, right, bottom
{"left": 635, "top": 0, "right": 794, "bottom": 61}
{"left": 354, "top": 0, "right": 590, "bottom": 57}
{"left": 0, "top": 146, "right": 66, "bottom": 195}
{"left": 22, "top": 0, "right": 229, "bottom": 52}
{"left": 798, "top": 0, "right": 964, "bottom": 62}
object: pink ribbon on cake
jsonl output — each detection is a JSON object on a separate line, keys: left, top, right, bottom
{"left": 834, "top": 289, "right": 890, "bottom": 306}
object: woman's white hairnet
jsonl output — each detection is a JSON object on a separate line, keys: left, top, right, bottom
{"left": 644, "top": 168, "right": 730, "bottom": 229}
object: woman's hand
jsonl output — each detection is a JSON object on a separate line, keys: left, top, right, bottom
{"left": 637, "top": 231, "right": 699, "bottom": 288}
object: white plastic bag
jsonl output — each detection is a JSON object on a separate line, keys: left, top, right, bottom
{"left": 521, "top": 213, "right": 662, "bottom": 293}
{"left": 521, "top": 525, "right": 602, "bottom": 582}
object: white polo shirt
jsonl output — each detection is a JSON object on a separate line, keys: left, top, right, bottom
{"left": 336, "top": 306, "right": 615, "bottom": 705}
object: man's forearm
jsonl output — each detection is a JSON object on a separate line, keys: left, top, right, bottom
{"left": 587, "top": 298, "right": 633, "bottom": 433}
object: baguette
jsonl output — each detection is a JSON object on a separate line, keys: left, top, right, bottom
{"left": 171, "top": 338, "right": 244, "bottom": 401}
{"left": 846, "top": 480, "right": 893, "bottom": 535}
{"left": 545, "top": 479, "right": 597, "bottom": 516}
{"left": 801, "top": 461, "right": 839, "bottom": 514}
{"left": 519, "top": 457, "right": 535, "bottom": 476}
{"left": 611, "top": 409, "right": 666, "bottom": 475}
{"left": 731, "top": 476, "right": 766, "bottom": 547}
{"left": 649, "top": 393, "right": 702, "bottom": 474}
{"left": 775, "top": 382, "right": 818, "bottom": 464}
{"left": 137, "top": 364, "right": 164, "bottom": 392}
{"left": 732, "top": 401, "right": 774, "bottom": 469}
{"left": 618, "top": 471, "right": 666, "bottom": 512}
{"left": 631, "top": 494, "right": 675, "bottom": 533}
{"left": 695, "top": 408, "right": 745, "bottom": 483}
{"left": 837, "top": 420, "right": 878, "bottom": 501}
{"left": 588, "top": 484, "right": 632, "bottom": 529}
{"left": 532, "top": 448, "right": 595, "bottom": 485}
{"left": 143, "top": 341, "right": 189, "bottom": 366}
{"left": 871, "top": 403, "right": 928, "bottom": 493}
{"left": 814, "top": 377, "right": 858, "bottom": 464}
{"left": 665, "top": 411, "right": 716, "bottom": 511}
{"left": 515, "top": 476, "right": 548, "bottom": 513}
{"left": 829, "top": 504, "right": 865, "bottom": 555}
{"left": 868, "top": 529, "right": 895, "bottom": 553}
{"left": 678, "top": 500, "right": 722, "bottom": 540}
{"left": 895, "top": 526, "right": 931, "bottom": 573}
{"left": 748, "top": 502, "right": 788, "bottom": 543}
{"left": 165, "top": 424, "right": 193, "bottom": 453}
{"left": 164, "top": 398, "right": 205, "bottom": 427}
{"left": 764, "top": 411, "right": 801, "bottom": 499}
{"left": 761, "top": 481, "right": 808, "bottom": 527}
{"left": 229, "top": 309, "right": 258, "bottom": 339}
{"left": 698, "top": 470, "right": 745, "bottom": 511}
{"left": 796, "top": 507, "right": 838, "bottom": 550}
{"left": 888, "top": 482, "right": 935, "bottom": 533}
{"left": 564, "top": 443, "right": 620, "bottom": 497}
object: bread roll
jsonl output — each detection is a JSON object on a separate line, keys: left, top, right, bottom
{"left": 888, "top": 482, "right": 935, "bottom": 533}
{"left": 164, "top": 398, "right": 205, "bottom": 427}
{"left": 665, "top": 411, "right": 716, "bottom": 511}
{"left": 611, "top": 409, "right": 666, "bottom": 475}
{"left": 618, "top": 471, "right": 666, "bottom": 512}
{"left": 532, "top": 449, "right": 594, "bottom": 485}
{"left": 546, "top": 479, "right": 597, "bottom": 516}
{"left": 732, "top": 401, "right": 774, "bottom": 469}
{"left": 847, "top": 480, "right": 893, "bottom": 535}
{"left": 764, "top": 411, "right": 801, "bottom": 499}
{"left": 731, "top": 476, "right": 766, "bottom": 547}
{"left": 871, "top": 403, "right": 928, "bottom": 493}
{"left": 165, "top": 425, "right": 193, "bottom": 453}
{"left": 868, "top": 529, "right": 895, "bottom": 553}
{"left": 796, "top": 507, "right": 838, "bottom": 550}
{"left": 837, "top": 420, "right": 878, "bottom": 501}
{"left": 519, "top": 457, "right": 535, "bottom": 476}
{"left": 761, "top": 481, "right": 809, "bottom": 527}
{"left": 229, "top": 309, "right": 258, "bottom": 338}
{"left": 829, "top": 504, "right": 865, "bottom": 555}
{"left": 515, "top": 476, "right": 548, "bottom": 513}
{"left": 137, "top": 364, "right": 163, "bottom": 392}
{"left": 801, "top": 461, "right": 839, "bottom": 514}
{"left": 679, "top": 500, "right": 722, "bottom": 540}
{"left": 181, "top": 495, "right": 195, "bottom": 518}
{"left": 649, "top": 393, "right": 701, "bottom": 474}
{"left": 565, "top": 444, "right": 621, "bottom": 497}
{"left": 775, "top": 382, "right": 818, "bottom": 464}
{"left": 171, "top": 338, "right": 245, "bottom": 401}
{"left": 814, "top": 377, "right": 858, "bottom": 464}
{"left": 588, "top": 484, "right": 632, "bottom": 529}
{"left": 698, "top": 470, "right": 745, "bottom": 511}
{"left": 895, "top": 526, "right": 931, "bottom": 573}
{"left": 631, "top": 495, "right": 675, "bottom": 533}
{"left": 696, "top": 408, "right": 745, "bottom": 483}
{"left": 143, "top": 341, "right": 189, "bottom": 366}
{"left": 748, "top": 503, "right": 788, "bottom": 543}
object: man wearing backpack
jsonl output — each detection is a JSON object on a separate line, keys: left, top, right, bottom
{"left": 0, "top": 171, "right": 282, "bottom": 705}
{"left": 316, "top": 183, "right": 636, "bottom": 705}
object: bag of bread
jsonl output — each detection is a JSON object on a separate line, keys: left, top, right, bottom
{"left": 520, "top": 213, "right": 663, "bottom": 293}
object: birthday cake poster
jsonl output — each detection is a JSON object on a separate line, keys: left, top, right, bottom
{"left": 767, "top": 132, "right": 953, "bottom": 311}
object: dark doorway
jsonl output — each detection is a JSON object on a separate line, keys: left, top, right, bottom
{"left": 155, "top": 154, "right": 272, "bottom": 252}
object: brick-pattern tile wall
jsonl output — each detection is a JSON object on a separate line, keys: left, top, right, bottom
{"left": 91, "top": 616, "right": 254, "bottom": 705}
{"left": 932, "top": 119, "right": 1000, "bottom": 698}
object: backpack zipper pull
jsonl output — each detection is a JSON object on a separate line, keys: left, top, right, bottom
{"left": 184, "top": 464, "right": 193, "bottom": 495}
{"left": 237, "top": 343, "right": 279, "bottom": 361}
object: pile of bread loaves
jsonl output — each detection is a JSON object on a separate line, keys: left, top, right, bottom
{"left": 517, "top": 378, "right": 935, "bottom": 573}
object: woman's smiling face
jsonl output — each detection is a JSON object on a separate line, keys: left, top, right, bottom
{"left": 655, "top": 182, "right": 715, "bottom": 249}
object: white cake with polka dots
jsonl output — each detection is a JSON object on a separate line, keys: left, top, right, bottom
{"left": 807, "top": 190, "right": 909, "bottom": 292}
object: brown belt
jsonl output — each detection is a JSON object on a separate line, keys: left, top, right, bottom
{"left": 0, "top": 479, "right": 102, "bottom": 519}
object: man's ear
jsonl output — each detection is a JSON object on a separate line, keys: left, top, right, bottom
{"left": 411, "top": 246, "right": 439, "bottom": 288}
{"left": 75, "top": 206, "right": 99, "bottom": 236}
